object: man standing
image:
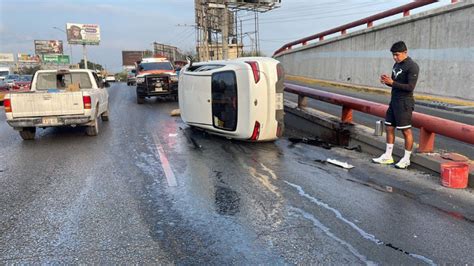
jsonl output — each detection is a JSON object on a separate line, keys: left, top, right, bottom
{"left": 372, "top": 41, "right": 420, "bottom": 169}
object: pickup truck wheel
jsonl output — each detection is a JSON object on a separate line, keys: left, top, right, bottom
{"left": 137, "top": 96, "right": 145, "bottom": 104}
{"left": 101, "top": 110, "right": 109, "bottom": 121}
{"left": 86, "top": 117, "right": 99, "bottom": 136}
{"left": 19, "top": 127, "right": 36, "bottom": 140}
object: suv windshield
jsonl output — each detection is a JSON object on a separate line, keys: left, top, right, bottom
{"left": 36, "top": 72, "right": 92, "bottom": 90}
{"left": 139, "top": 62, "right": 173, "bottom": 71}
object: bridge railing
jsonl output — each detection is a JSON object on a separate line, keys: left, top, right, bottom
{"left": 273, "top": 1, "right": 460, "bottom": 57}
{"left": 284, "top": 82, "right": 474, "bottom": 153}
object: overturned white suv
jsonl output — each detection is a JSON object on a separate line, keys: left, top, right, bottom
{"left": 178, "top": 57, "right": 285, "bottom": 142}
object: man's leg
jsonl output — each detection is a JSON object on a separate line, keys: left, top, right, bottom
{"left": 402, "top": 128, "right": 413, "bottom": 151}
{"left": 386, "top": 125, "right": 395, "bottom": 144}
{"left": 372, "top": 125, "right": 396, "bottom": 164}
{"left": 394, "top": 128, "right": 414, "bottom": 169}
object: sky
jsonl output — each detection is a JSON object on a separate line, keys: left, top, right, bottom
{"left": 0, "top": 0, "right": 453, "bottom": 72}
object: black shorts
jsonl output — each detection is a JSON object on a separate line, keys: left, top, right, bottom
{"left": 385, "top": 98, "right": 414, "bottom": 129}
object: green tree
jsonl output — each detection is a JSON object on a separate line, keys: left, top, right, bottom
{"left": 18, "top": 65, "right": 41, "bottom": 75}
{"left": 116, "top": 71, "right": 128, "bottom": 82}
{"left": 78, "top": 59, "right": 103, "bottom": 71}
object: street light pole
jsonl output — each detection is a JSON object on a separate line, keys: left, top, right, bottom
{"left": 52, "top": 26, "right": 73, "bottom": 65}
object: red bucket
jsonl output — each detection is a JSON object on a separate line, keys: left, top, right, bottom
{"left": 440, "top": 162, "right": 469, "bottom": 189}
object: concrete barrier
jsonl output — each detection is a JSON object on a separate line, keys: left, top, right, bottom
{"left": 276, "top": 1, "right": 474, "bottom": 100}
{"left": 284, "top": 100, "right": 474, "bottom": 188}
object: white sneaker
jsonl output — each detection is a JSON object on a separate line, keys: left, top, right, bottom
{"left": 372, "top": 155, "right": 394, "bottom": 165}
{"left": 395, "top": 159, "right": 410, "bottom": 169}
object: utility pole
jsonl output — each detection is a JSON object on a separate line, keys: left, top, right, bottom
{"left": 52, "top": 26, "right": 73, "bottom": 65}
{"left": 202, "top": 1, "right": 209, "bottom": 61}
{"left": 83, "top": 44, "right": 88, "bottom": 69}
{"left": 222, "top": 2, "right": 229, "bottom": 60}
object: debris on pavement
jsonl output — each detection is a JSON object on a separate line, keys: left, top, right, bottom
{"left": 170, "top": 109, "right": 181, "bottom": 116}
{"left": 344, "top": 145, "right": 362, "bottom": 152}
{"left": 288, "top": 137, "right": 332, "bottom": 149}
{"left": 326, "top": 158, "right": 354, "bottom": 169}
{"left": 441, "top": 153, "right": 469, "bottom": 162}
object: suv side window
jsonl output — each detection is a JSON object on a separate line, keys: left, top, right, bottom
{"left": 212, "top": 71, "right": 238, "bottom": 131}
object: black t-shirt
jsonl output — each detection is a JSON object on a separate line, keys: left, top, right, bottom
{"left": 390, "top": 56, "right": 419, "bottom": 99}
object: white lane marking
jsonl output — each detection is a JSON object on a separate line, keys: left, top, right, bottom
{"left": 290, "top": 207, "right": 375, "bottom": 265}
{"left": 152, "top": 134, "right": 177, "bottom": 187}
{"left": 285, "top": 181, "right": 435, "bottom": 265}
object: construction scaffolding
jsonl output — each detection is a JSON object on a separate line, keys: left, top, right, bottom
{"left": 195, "top": 0, "right": 280, "bottom": 61}
{"left": 152, "top": 42, "right": 186, "bottom": 62}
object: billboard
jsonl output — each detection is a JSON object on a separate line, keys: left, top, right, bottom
{"left": 42, "top": 54, "right": 70, "bottom": 64}
{"left": 35, "top": 40, "right": 63, "bottom": 55}
{"left": 0, "top": 53, "right": 14, "bottom": 62}
{"left": 17, "top": 53, "right": 41, "bottom": 63}
{"left": 66, "top": 23, "right": 100, "bottom": 45}
{"left": 122, "top": 51, "right": 144, "bottom": 66}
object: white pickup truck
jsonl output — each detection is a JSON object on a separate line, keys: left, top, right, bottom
{"left": 3, "top": 69, "right": 110, "bottom": 140}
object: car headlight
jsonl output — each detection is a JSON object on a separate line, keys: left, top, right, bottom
{"left": 136, "top": 77, "right": 145, "bottom": 83}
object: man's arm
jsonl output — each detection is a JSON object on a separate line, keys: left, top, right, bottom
{"left": 392, "top": 64, "right": 419, "bottom": 92}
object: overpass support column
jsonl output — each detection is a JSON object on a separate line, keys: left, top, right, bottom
{"left": 342, "top": 106, "right": 353, "bottom": 123}
{"left": 418, "top": 127, "right": 435, "bottom": 153}
{"left": 298, "top": 95, "right": 307, "bottom": 109}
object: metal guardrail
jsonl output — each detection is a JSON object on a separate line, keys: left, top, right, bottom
{"left": 273, "top": 0, "right": 451, "bottom": 57}
{"left": 284, "top": 82, "right": 474, "bottom": 153}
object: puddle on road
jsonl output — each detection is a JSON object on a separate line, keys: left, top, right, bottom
{"left": 215, "top": 186, "right": 240, "bottom": 216}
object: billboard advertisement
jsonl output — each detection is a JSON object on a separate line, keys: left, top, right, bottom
{"left": 35, "top": 40, "right": 63, "bottom": 55}
{"left": 0, "top": 53, "right": 14, "bottom": 62}
{"left": 17, "top": 54, "right": 41, "bottom": 63}
{"left": 122, "top": 51, "right": 144, "bottom": 66}
{"left": 42, "top": 54, "right": 70, "bottom": 64}
{"left": 66, "top": 23, "right": 100, "bottom": 45}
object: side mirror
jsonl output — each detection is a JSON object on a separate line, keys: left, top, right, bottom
{"left": 104, "top": 81, "right": 110, "bottom": 88}
{"left": 131, "top": 69, "right": 136, "bottom": 74}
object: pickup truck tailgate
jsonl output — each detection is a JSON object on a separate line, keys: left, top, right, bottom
{"left": 10, "top": 91, "right": 85, "bottom": 118}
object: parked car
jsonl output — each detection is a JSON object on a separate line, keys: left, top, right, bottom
{"left": 4, "top": 74, "right": 20, "bottom": 87}
{"left": 3, "top": 69, "right": 110, "bottom": 140}
{"left": 0, "top": 80, "right": 9, "bottom": 104}
{"left": 126, "top": 70, "right": 136, "bottom": 86}
{"left": 0, "top": 67, "right": 11, "bottom": 80}
{"left": 105, "top": 75, "right": 116, "bottom": 82}
{"left": 178, "top": 57, "right": 285, "bottom": 142}
{"left": 10, "top": 75, "right": 33, "bottom": 92}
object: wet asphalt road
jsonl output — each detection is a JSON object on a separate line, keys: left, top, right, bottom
{"left": 0, "top": 82, "right": 473, "bottom": 264}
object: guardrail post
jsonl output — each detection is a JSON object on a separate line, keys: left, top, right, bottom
{"left": 319, "top": 36, "right": 324, "bottom": 41}
{"left": 367, "top": 21, "right": 373, "bottom": 28}
{"left": 341, "top": 106, "right": 353, "bottom": 123}
{"left": 403, "top": 10, "right": 410, "bottom": 17}
{"left": 298, "top": 95, "right": 307, "bottom": 109}
{"left": 302, "top": 41, "right": 307, "bottom": 46}
{"left": 418, "top": 127, "right": 435, "bottom": 153}
{"left": 341, "top": 29, "right": 347, "bottom": 35}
